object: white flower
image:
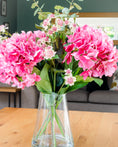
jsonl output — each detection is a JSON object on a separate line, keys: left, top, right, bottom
{"left": 42, "top": 19, "right": 51, "bottom": 30}
{"left": 64, "top": 75, "right": 76, "bottom": 86}
{"left": 44, "top": 48, "right": 56, "bottom": 59}
{"left": 0, "top": 25, "right": 6, "bottom": 33}
{"left": 64, "top": 68, "right": 72, "bottom": 75}
{"left": 62, "top": 8, "right": 70, "bottom": 15}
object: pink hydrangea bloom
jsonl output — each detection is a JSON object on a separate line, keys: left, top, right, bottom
{"left": 64, "top": 25, "right": 118, "bottom": 79}
{"left": 0, "top": 31, "right": 44, "bottom": 89}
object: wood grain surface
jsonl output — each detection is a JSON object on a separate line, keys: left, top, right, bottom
{"left": 0, "top": 87, "right": 21, "bottom": 93}
{"left": 0, "top": 107, "right": 118, "bottom": 147}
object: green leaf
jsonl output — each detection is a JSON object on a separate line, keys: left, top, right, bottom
{"left": 35, "top": 64, "right": 52, "bottom": 94}
{"left": 54, "top": 5, "right": 64, "bottom": 10}
{"left": 32, "top": 67, "right": 40, "bottom": 75}
{"left": 73, "top": 3, "right": 82, "bottom": 10}
{"left": 59, "top": 85, "right": 69, "bottom": 94}
{"left": 17, "top": 76, "right": 23, "bottom": 82}
{"left": 66, "top": 82, "right": 88, "bottom": 93}
{"left": 38, "top": 12, "right": 51, "bottom": 20}
{"left": 34, "top": 7, "right": 40, "bottom": 16}
{"left": 65, "top": 0, "right": 71, "bottom": 5}
{"left": 38, "top": 13, "right": 45, "bottom": 20}
{"left": 40, "top": 64, "right": 50, "bottom": 81}
{"left": 52, "top": 54, "right": 59, "bottom": 59}
{"left": 40, "top": 3, "right": 45, "bottom": 10}
{"left": 35, "top": 24, "right": 43, "bottom": 30}
{"left": 69, "top": 5, "right": 74, "bottom": 11}
{"left": 92, "top": 78, "right": 103, "bottom": 87}
{"left": 54, "top": 10, "right": 60, "bottom": 15}
{"left": 75, "top": 75, "right": 103, "bottom": 87}
{"left": 31, "top": 1, "right": 38, "bottom": 9}
{"left": 36, "top": 80, "right": 52, "bottom": 94}
{"left": 76, "top": 75, "right": 93, "bottom": 83}
{"left": 73, "top": 67, "right": 83, "bottom": 76}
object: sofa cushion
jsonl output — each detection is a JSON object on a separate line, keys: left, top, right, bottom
{"left": 67, "top": 89, "right": 89, "bottom": 102}
{"left": 87, "top": 76, "right": 113, "bottom": 92}
{"left": 89, "top": 90, "right": 118, "bottom": 104}
{"left": 68, "top": 102, "right": 118, "bottom": 112}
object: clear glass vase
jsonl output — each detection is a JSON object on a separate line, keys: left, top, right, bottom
{"left": 32, "top": 92, "right": 74, "bottom": 147}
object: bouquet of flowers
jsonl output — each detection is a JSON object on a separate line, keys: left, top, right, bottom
{"left": 0, "top": 10, "right": 117, "bottom": 93}
{"left": 0, "top": 0, "right": 118, "bottom": 146}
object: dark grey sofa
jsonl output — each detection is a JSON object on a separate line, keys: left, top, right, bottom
{"left": 67, "top": 76, "right": 118, "bottom": 113}
{"left": 67, "top": 89, "right": 118, "bottom": 113}
{"left": 1, "top": 76, "right": 118, "bottom": 113}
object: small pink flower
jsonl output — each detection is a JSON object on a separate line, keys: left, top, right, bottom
{"left": 64, "top": 68, "right": 72, "bottom": 75}
{"left": 50, "top": 14, "right": 55, "bottom": 18}
{"left": 65, "top": 20, "right": 69, "bottom": 25}
{"left": 48, "top": 29, "right": 53, "bottom": 35}
{"left": 43, "top": 19, "right": 50, "bottom": 26}
{"left": 42, "top": 19, "right": 50, "bottom": 29}
{"left": 51, "top": 25, "right": 57, "bottom": 32}
{"left": 56, "top": 19, "right": 63, "bottom": 26}
{"left": 69, "top": 23, "right": 77, "bottom": 33}
{"left": 44, "top": 49, "right": 56, "bottom": 59}
{"left": 45, "top": 46, "right": 52, "bottom": 50}
{"left": 64, "top": 75, "right": 76, "bottom": 86}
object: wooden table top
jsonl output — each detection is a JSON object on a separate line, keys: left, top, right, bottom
{"left": 0, "top": 107, "right": 118, "bottom": 147}
{"left": 0, "top": 87, "right": 21, "bottom": 93}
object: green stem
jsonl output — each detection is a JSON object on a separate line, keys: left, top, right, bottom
{"left": 35, "top": 111, "right": 51, "bottom": 139}
{"left": 58, "top": 82, "right": 65, "bottom": 94}
{"left": 51, "top": 106, "right": 56, "bottom": 147}
{"left": 51, "top": 59, "right": 55, "bottom": 68}
{"left": 55, "top": 96, "right": 64, "bottom": 109}
{"left": 54, "top": 71, "right": 56, "bottom": 92}
{"left": 55, "top": 111, "right": 65, "bottom": 136}
{"left": 40, "top": 116, "right": 51, "bottom": 136}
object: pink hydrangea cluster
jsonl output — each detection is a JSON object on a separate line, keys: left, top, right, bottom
{"left": 64, "top": 25, "right": 118, "bottom": 79}
{"left": 0, "top": 31, "right": 44, "bottom": 89}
